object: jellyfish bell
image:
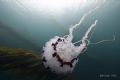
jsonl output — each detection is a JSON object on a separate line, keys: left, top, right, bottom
{"left": 42, "top": 36, "right": 78, "bottom": 74}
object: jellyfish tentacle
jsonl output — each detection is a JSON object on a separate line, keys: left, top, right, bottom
{"left": 80, "top": 20, "right": 98, "bottom": 47}
{"left": 68, "top": 0, "right": 105, "bottom": 42}
{"left": 68, "top": 4, "right": 99, "bottom": 42}
{"left": 73, "top": 40, "right": 82, "bottom": 45}
{"left": 88, "top": 22, "right": 97, "bottom": 41}
{"left": 74, "top": 20, "right": 98, "bottom": 56}
{"left": 81, "top": 47, "right": 87, "bottom": 54}
{"left": 63, "top": 35, "right": 69, "bottom": 38}
{"left": 90, "top": 34, "right": 116, "bottom": 45}
{"left": 81, "top": 20, "right": 98, "bottom": 43}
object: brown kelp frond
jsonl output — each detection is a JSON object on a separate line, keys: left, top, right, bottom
{"left": 0, "top": 47, "right": 45, "bottom": 76}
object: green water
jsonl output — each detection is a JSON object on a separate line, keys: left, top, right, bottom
{"left": 0, "top": 0, "right": 120, "bottom": 80}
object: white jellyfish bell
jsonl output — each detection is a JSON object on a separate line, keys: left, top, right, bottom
{"left": 42, "top": 0, "right": 114, "bottom": 74}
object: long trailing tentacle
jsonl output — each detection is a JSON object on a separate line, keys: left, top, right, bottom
{"left": 89, "top": 34, "right": 116, "bottom": 45}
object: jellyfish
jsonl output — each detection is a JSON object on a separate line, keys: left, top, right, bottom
{"left": 42, "top": 7, "right": 97, "bottom": 74}
{"left": 42, "top": 0, "right": 110, "bottom": 74}
{"left": 42, "top": 20, "right": 98, "bottom": 74}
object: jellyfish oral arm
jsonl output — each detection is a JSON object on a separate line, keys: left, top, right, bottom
{"left": 68, "top": 4, "right": 99, "bottom": 42}
{"left": 82, "top": 20, "right": 98, "bottom": 42}
{"left": 68, "top": 0, "right": 106, "bottom": 42}
{"left": 74, "top": 20, "right": 98, "bottom": 56}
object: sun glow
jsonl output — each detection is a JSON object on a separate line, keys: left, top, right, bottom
{"left": 16, "top": 0, "right": 97, "bottom": 14}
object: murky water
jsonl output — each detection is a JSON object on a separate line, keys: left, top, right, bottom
{"left": 0, "top": 0, "right": 120, "bottom": 80}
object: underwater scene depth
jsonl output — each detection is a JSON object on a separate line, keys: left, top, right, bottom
{"left": 0, "top": 0, "right": 120, "bottom": 80}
